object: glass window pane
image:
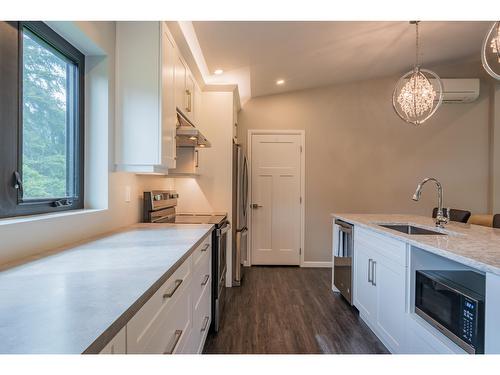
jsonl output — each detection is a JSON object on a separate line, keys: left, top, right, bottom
{"left": 22, "top": 28, "right": 76, "bottom": 200}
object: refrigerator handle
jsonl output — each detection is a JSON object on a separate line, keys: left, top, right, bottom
{"left": 242, "top": 156, "right": 248, "bottom": 217}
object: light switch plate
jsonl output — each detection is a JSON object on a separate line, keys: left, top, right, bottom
{"left": 125, "top": 186, "right": 131, "bottom": 203}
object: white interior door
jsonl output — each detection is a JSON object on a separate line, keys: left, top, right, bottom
{"left": 250, "top": 133, "right": 302, "bottom": 265}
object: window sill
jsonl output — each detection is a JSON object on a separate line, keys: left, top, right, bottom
{"left": 0, "top": 208, "right": 108, "bottom": 227}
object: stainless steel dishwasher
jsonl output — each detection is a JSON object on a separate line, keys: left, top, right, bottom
{"left": 333, "top": 219, "right": 354, "bottom": 304}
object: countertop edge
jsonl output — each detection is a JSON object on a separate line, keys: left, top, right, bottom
{"left": 81, "top": 225, "right": 214, "bottom": 354}
{"left": 332, "top": 214, "right": 500, "bottom": 277}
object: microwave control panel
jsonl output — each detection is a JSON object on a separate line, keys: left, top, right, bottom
{"left": 460, "top": 297, "right": 478, "bottom": 345}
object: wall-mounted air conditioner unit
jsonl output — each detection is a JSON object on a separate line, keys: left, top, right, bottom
{"left": 438, "top": 79, "right": 480, "bottom": 104}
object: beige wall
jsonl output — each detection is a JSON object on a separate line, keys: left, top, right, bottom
{"left": 491, "top": 84, "right": 500, "bottom": 212}
{"left": 174, "top": 92, "right": 233, "bottom": 215}
{"left": 238, "top": 60, "right": 495, "bottom": 262}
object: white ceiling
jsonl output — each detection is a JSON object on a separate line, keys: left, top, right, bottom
{"left": 192, "top": 21, "right": 492, "bottom": 98}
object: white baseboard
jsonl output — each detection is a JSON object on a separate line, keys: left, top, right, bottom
{"left": 301, "top": 261, "right": 332, "bottom": 268}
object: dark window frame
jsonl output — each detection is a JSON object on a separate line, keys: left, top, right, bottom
{"left": 0, "top": 21, "right": 85, "bottom": 219}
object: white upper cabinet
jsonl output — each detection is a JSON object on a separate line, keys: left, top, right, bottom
{"left": 174, "top": 55, "right": 187, "bottom": 118}
{"left": 174, "top": 55, "right": 197, "bottom": 123}
{"left": 194, "top": 82, "right": 203, "bottom": 127}
{"left": 185, "top": 73, "right": 196, "bottom": 122}
{"left": 116, "top": 22, "right": 186, "bottom": 173}
{"left": 161, "top": 28, "right": 177, "bottom": 171}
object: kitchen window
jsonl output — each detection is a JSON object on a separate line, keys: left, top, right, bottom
{"left": 0, "top": 21, "right": 85, "bottom": 218}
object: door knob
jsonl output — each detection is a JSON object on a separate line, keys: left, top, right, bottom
{"left": 251, "top": 203, "right": 263, "bottom": 209}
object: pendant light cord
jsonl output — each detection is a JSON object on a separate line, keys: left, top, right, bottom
{"left": 415, "top": 21, "right": 420, "bottom": 68}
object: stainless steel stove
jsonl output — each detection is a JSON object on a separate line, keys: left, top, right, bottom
{"left": 143, "top": 190, "right": 229, "bottom": 332}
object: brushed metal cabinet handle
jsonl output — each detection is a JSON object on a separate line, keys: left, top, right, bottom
{"left": 164, "top": 330, "right": 182, "bottom": 354}
{"left": 163, "top": 279, "right": 183, "bottom": 299}
{"left": 201, "top": 274, "right": 210, "bottom": 286}
{"left": 185, "top": 90, "right": 192, "bottom": 112}
{"left": 201, "top": 243, "right": 209, "bottom": 252}
{"left": 368, "top": 259, "right": 372, "bottom": 284}
{"left": 200, "top": 316, "right": 209, "bottom": 332}
{"left": 372, "top": 261, "right": 377, "bottom": 286}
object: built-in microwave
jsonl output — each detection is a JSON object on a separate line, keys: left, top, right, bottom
{"left": 415, "top": 270, "right": 485, "bottom": 354}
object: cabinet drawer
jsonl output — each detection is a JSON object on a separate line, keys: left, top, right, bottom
{"left": 128, "top": 288, "right": 191, "bottom": 354}
{"left": 192, "top": 252, "right": 211, "bottom": 310}
{"left": 185, "top": 276, "right": 211, "bottom": 354}
{"left": 356, "top": 227, "right": 407, "bottom": 267}
{"left": 127, "top": 259, "right": 191, "bottom": 353}
{"left": 192, "top": 236, "right": 211, "bottom": 271}
{"left": 100, "top": 326, "right": 126, "bottom": 354}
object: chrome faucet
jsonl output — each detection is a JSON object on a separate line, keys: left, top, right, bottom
{"left": 412, "top": 177, "right": 449, "bottom": 228}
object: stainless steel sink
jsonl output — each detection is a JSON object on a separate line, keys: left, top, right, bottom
{"left": 378, "top": 224, "right": 447, "bottom": 235}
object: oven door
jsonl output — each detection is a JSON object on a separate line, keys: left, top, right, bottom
{"left": 213, "top": 221, "right": 230, "bottom": 332}
{"left": 217, "top": 221, "right": 230, "bottom": 284}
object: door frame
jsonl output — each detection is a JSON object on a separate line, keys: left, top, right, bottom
{"left": 247, "top": 129, "right": 306, "bottom": 267}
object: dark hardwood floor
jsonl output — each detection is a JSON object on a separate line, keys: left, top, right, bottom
{"left": 203, "top": 266, "right": 388, "bottom": 354}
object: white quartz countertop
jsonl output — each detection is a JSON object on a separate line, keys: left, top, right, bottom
{"left": 332, "top": 214, "right": 500, "bottom": 276}
{"left": 0, "top": 223, "right": 213, "bottom": 354}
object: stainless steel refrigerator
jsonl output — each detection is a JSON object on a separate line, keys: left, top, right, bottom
{"left": 232, "top": 141, "right": 248, "bottom": 286}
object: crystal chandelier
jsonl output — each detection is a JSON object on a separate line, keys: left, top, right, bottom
{"left": 481, "top": 21, "right": 500, "bottom": 80}
{"left": 392, "top": 21, "right": 443, "bottom": 126}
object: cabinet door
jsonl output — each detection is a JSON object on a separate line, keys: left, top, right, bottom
{"left": 194, "top": 83, "right": 203, "bottom": 126}
{"left": 174, "top": 56, "right": 187, "bottom": 114}
{"left": 374, "top": 256, "right": 407, "bottom": 353}
{"left": 161, "top": 27, "right": 177, "bottom": 169}
{"left": 185, "top": 73, "right": 195, "bottom": 121}
{"left": 353, "top": 243, "right": 377, "bottom": 322}
{"left": 115, "top": 22, "right": 161, "bottom": 170}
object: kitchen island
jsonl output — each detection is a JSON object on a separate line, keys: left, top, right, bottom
{"left": 0, "top": 223, "right": 213, "bottom": 354}
{"left": 333, "top": 214, "right": 500, "bottom": 275}
{"left": 331, "top": 214, "right": 500, "bottom": 355}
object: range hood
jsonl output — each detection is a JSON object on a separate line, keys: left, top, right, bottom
{"left": 176, "top": 110, "right": 211, "bottom": 148}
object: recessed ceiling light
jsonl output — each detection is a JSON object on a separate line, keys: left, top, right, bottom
{"left": 214, "top": 69, "right": 223, "bottom": 75}
{"left": 276, "top": 79, "right": 285, "bottom": 85}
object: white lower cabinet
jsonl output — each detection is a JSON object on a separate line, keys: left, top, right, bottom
{"left": 184, "top": 237, "right": 212, "bottom": 354}
{"left": 374, "top": 257, "right": 407, "bottom": 353}
{"left": 124, "top": 236, "right": 212, "bottom": 354}
{"left": 353, "top": 227, "right": 408, "bottom": 353}
{"left": 405, "top": 315, "right": 459, "bottom": 354}
{"left": 353, "top": 244, "right": 377, "bottom": 320}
